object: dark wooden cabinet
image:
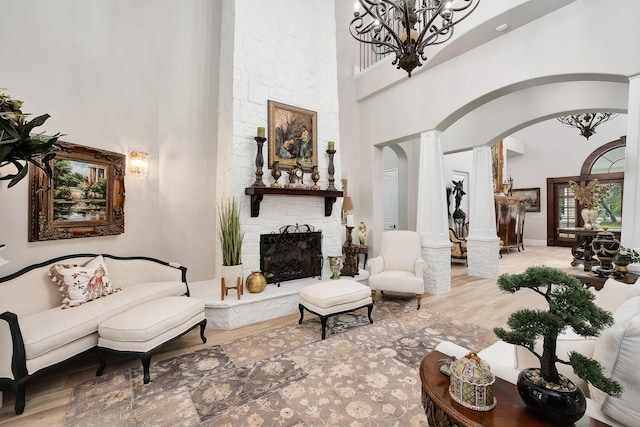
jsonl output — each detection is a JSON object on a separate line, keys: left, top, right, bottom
{"left": 495, "top": 196, "right": 526, "bottom": 252}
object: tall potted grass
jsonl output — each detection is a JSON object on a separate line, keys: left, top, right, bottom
{"left": 218, "top": 197, "right": 244, "bottom": 299}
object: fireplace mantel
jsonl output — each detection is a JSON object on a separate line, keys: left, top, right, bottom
{"left": 244, "top": 187, "right": 344, "bottom": 217}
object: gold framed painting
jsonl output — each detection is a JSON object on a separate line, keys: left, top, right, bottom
{"left": 491, "top": 140, "right": 504, "bottom": 193}
{"left": 512, "top": 187, "right": 541, "bottom": 212}
{"left": 29, "top": 141, "right": 125, "bottom": 241}
{"left": 267, "top": 100, "right": 317, "bottom": 172}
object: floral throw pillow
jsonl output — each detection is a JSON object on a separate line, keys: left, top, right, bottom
{"left": 49, "top": 255, "right": 120, "bottom": 308}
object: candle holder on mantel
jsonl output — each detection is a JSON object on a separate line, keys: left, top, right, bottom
{"left": 341, "top": 226, "right": 359, "bottom": 277}
{"left": 252, "top": 136, "right": 267, "bottom": 187}
{"left": 326, "top": 149, "right": 337, "bottom": 191}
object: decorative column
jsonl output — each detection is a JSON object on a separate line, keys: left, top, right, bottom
{"left": 466, "top": 145, "right": 499, "bottom": 279}
{"left": 621, "top": 75, "right": 640, "bottom": 257}
{"left": 416, "top": 130, "right": 451, "bottom": 295}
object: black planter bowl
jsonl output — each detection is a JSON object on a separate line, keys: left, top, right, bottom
{"left": 517, "top": 368, "right": 587, "bottom": 424}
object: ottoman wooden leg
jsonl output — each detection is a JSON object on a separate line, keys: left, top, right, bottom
{"left": 141, "top": 353, "right": 152, "bottom": 384}
{"left": 320, "top": 315, "right": 328, "bottom": 340}
{"left": 96, "top": 349, "right": 106, "bottom": 377}
{"left": 298, "top": 304, "right": 305, "bottom": 324}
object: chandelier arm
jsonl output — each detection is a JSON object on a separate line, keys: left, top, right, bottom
{"left": 415, "top": 0, "right": 480, "bottom": 53}
{"left": 350, "top": 0, "right": 406, "bottom": 55}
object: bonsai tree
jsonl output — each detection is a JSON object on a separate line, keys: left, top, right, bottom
{"left": 494, "top": 265, "right": 622, "bottom": 396}
{"left": 217, "top": 197, "right": 244, "bottom": 266}
{"left": 0, "top": 89, "right": 61, "bottom": 188}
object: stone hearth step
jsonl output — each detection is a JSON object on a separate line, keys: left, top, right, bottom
{"left": 190, "top": 269, "right": 369, "bottom": 330}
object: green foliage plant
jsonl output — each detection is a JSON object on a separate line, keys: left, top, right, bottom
{"left": 613, "top": 246, "right": 640, "bottom": 264}
{"left": 218, "top": 197, "right": 244, "bottom": 266}
{"left": 494, "top": 265, "right": 622, "bottom": 396}
{"left": 0, "top": 89, "right": 61, "bottom": 188}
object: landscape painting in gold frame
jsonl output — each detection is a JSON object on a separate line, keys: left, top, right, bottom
{"left": 29, "top": 141, "right": 125, "bottom": 241}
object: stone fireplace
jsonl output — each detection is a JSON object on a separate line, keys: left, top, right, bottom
{"left": 260, "top": 224, "right": 323, "bottom": 286}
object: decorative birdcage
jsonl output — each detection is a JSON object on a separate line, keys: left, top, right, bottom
{"left": 449, "top": 352, "right": 497, "bottom": 411}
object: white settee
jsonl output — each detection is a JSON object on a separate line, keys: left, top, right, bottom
{"left": 0, "top": 254, "right": 189, "bottom": 415}
{"left": 436, "top": 277, "right": 640, "bottom": 427}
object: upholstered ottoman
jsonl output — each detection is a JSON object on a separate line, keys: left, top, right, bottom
{"left": 298, "top": 279, "right": 373, "bottom": 339}
{"left": 96, "top": 296, "right": 207, "bottom": 383}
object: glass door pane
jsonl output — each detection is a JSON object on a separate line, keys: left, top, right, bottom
{"left": 557, "top": 184, "right": 576, "bottom": 241}
{"left": 597, "top": 182, "right": 622, "bottom": 230}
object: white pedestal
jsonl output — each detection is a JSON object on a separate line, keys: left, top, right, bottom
{"left": 190, "top": 269, "right": 369, "bottom": 330}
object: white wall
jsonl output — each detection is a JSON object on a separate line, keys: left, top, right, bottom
{"left": 0, "top": 0, "right": 222, "bottom": 280}
{"left": 218, "top": 0, "right": 343, "bottom": 277}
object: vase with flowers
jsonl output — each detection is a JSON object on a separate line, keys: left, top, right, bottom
{"left": 0, "top": 89, "right": 61, "bottom": 188}
{"left": 568, "top": 179, "right": 609, "bottom": 229}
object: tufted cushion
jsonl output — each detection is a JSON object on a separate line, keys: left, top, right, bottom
{"left": 49, "top": 255, "right": 120, "bottom": 308}
{"left": 589, "top": 295, "right": 640, "bottom": 426}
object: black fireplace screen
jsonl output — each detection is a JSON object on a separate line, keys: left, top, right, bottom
{"left": 260, "top": 224, "right": 323, "bottom": 286}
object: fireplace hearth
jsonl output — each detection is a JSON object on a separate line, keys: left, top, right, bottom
{"left": 260, "top": 224, "right": 323, "bottom": 286}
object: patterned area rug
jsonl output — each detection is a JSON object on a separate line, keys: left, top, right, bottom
{"left": 63, "top": 300, "right": 496, "bottom": 426}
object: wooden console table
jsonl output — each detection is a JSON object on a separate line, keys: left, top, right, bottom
{"left": 244, "top": 187, "right": 343, "bottom": 217}
{"left": 420, "top": 350, "right": 579, "bottom": 427}
{"left": 557, "top": 228, "right": 621, "bottom": 272}
{"left": 573, "top": 271, "right": 639, "bottom": 291}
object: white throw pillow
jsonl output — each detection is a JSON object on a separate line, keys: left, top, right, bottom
{"left": 49, "top": 255, "right": 119, "bottom": 308}
{"left": 589, "top": 295, "right": 640, "bottom": 426}
{"left": 590, "top": 278, "right": 640, "bottom": 314}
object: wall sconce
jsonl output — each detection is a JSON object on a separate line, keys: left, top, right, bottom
{"left": 0, "top": 244, "right": 10, "bottom": 267}
{"left": 129, "top": 150, "right": 149, "bottom": 177}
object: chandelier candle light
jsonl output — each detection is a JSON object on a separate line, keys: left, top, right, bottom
{"left": 350, "top": 0, "right": 481, "bottom": 77}
{"left": 557, "top": 113, "right": 618, "bottom": 140}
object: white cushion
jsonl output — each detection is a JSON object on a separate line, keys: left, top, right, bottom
{"left": 591, "top": 278, "right": 640, "bottom": 314}
{"left": 19, "top": 281, "right": 186, "bottom": 359}
{"left": 299, "top": 279, "right": 371, "bottom": 309}
{"left": 99, "top": 296, "right": 204, "bottom": 342}
{"left": 300, "top": 296, "right": 372, "bottom": 317}
{"left": 368, "top": 270, "right": 423, "bottom": 294}
{"left": 379, "top": 230, "right": 422, "bottom": 272}
{"left": 589, "top": 295, "right": 640, "bottom": 426}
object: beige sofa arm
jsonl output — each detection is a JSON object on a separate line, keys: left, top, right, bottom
{"left": 415, "top": 258, "right": 426, "bottom": 277}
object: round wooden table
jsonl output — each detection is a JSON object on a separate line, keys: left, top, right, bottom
{"left": 420, "top": 350, "right": 570, "bottom": 427}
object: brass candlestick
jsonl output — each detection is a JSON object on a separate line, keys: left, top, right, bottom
{"left": 326, "top": 149, "right": 337, "bottom": 191}
{"left": 252, "top": 136, "right": 266, "bottom": 187}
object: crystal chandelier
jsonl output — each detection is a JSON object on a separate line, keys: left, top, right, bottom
{"left": 557, "top": 113, "right": 619, "bottom": 140}
{"left": 349, "top": 0, "right": 481, "bottom": 77}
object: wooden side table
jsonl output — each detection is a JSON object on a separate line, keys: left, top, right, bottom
{"left": 420, "top": 350, "right": 577, "bottom": 426}
{"left": 354, "top": 245, "right": 368, "bottom": 269}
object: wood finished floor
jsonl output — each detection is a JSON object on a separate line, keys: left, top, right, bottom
{"left": 0, "top": 245, "right": 578, "bottom": 426}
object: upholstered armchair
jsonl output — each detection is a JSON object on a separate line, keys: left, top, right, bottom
{"left": 366, "top": 230, "right": 426, "bottom": 309}
{"left": 449, "top": 228, "right": 468, "bottom": 264}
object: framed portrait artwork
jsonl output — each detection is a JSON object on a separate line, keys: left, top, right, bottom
{"left": 29, "top": 141, "right": 125, "bottom": 241}
{"left": 267, "top": 100, "right": 318, "bottom": 172}
{"left": 512, "top": 187, "right": 541, "bottom": 212}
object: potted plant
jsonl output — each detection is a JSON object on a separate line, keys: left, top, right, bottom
{"left": 217, "top": 197, "right": 244, "bottom": 298}
{"left": 494, "top": 266, "right": 622, "bottom": 423}
{"left": 0, "top": 89, "right": 61, "bottom": 188}
{"left": 613, "top": 246, "right": 640, "bottom": 274}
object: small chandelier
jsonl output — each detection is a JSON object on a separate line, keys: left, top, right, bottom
{"left": 557, "top": 113, "right": 618, "bottom": 140}
{"left": 349, "top": 0, "right": 481, "bottom": 77}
